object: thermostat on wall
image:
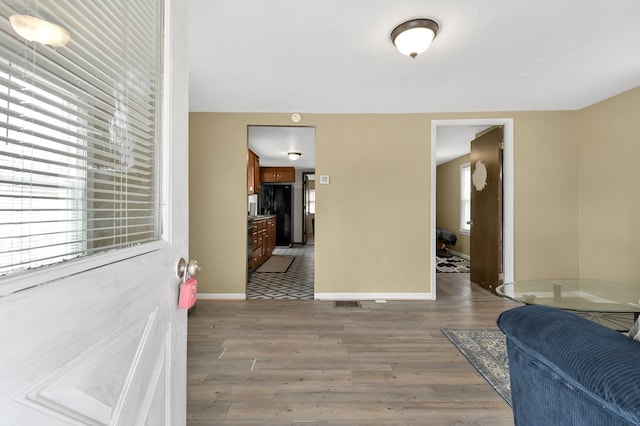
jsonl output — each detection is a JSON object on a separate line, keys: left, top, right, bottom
{"left": 319, "top": 175, "right": 330, "bottom": 185}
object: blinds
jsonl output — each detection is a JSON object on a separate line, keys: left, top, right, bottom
{"left": 0, "top": 1, "right": 162, "bottom": 276}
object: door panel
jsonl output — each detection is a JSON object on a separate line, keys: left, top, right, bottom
{"left": 470, "top": 126, "right": 503, "bottom": 293}
{"left": 0, "top": 1, "right": 188, "bottom": 424}
{"left": 0, "top": 250, "right": 182, "bottom": 425}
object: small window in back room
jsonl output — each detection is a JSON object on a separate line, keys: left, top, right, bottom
{"left": 460, "top": 163, "right": 471, "bottom": 234}
{"left": 307, "top": 188, "right": 315, "bottom": 214}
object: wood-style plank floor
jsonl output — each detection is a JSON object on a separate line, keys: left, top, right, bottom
{"left": 187, "top": 273, "right": 520, "bottom": 425}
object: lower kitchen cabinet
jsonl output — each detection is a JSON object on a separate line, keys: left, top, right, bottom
{"left": 251, "top": 216, "right": 277, "bottom": 270}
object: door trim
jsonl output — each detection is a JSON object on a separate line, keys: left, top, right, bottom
{"left": 430, "top": 118, "right": 514, "bottom": 299}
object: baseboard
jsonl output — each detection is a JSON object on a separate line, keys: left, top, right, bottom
{"left": 197, "top": 293, "right": 246, "bottom": 300}
{"left": 197, "top": 292, "right": 435, "bottom": 301}
{"left": 449, "top": 250, "right": 470, "bottom": 260}
{"left": 314, "top": 292, "right": 434, "bottom": 301}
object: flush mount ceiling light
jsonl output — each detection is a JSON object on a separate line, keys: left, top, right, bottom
{"left": 9, "top": 14, "right": 70, "bottom": 47}
{"left": 287, "top": 152, "right": 302, "bottom": 161}
{"left": 390, "top": 18, "right": 439, "bottom": 59}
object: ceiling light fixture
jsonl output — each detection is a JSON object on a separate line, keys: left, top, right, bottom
{"left": 390, "top": 18, "right": 439, "bottom": 59}
{"left": 9, "top": 14, "right": 70, "bottom": 47}
{"left": 287, "top": 152, "right": 302, "bottom": 161}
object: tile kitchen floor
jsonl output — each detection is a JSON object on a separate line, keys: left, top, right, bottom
{"left": 247, "top": 244, "right": 314, "bottom": 299}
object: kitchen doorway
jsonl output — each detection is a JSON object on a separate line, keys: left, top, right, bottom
{"left": 431, "top": 119, "right": 514, "bottom": 300}
{"left": 247, "top": 126, "right": 316, "bottom": 299}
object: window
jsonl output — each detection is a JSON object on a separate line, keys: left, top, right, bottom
{"left": 307, "top": 188, "right": 315, "bottom": 214}
{"left": 460, "top": 163, "right": 471, "bottom": 234}
{"left": 0, "top": 1, "right": 162, "bottom": 277}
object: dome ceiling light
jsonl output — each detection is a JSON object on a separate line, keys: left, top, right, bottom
{"left": 390, "top": 18, "right": 439, "bottom": 59}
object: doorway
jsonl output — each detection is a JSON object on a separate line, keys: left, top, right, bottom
{"left": 431, "top": 119, "right": 514, "bottom": 299}
{"left": 247, "top": 126, "right": 316, "bottom": 299}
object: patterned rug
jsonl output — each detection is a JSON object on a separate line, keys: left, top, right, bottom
{"left": 436, "top": 255, "right": 470, "bottom": 273}
{"left": 441, "top": 328, "right": 511, "bottom": 406}
{"left": 255, "top": 255, "right": 295, "bottom": 273}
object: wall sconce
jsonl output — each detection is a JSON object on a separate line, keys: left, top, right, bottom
{"left": 10, "top": 14, "right": 70, "bottom": 47}
{"left": 287, "top": 152, "right": 302, "bottom": 161}
{"left": 390, "top": 18, "right": 439, "bottom": 59}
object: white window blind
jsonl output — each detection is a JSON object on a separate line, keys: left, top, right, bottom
{"left": 0, "top": 1, "right": 163, "bottom": 277}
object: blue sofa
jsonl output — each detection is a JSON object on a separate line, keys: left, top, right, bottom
{"left": 497, "top": 305, "right": 640, "bottom": 426}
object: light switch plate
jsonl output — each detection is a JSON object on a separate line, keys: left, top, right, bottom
{"left": 319, "top": 175, "right": 330, "bottom": 184}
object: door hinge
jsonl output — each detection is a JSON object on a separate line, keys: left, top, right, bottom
{"left": 499, "top": 272, "right": 504, "bottom": 281}
{"left": 499, "top": 142, "right": 504, "bottom": 150}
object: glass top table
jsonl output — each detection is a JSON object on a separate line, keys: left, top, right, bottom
{"left": 496, "top": 279, "right": 640, "bottom": 330}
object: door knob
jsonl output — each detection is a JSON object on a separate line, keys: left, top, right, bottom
{"left": 177, "top": 258, "right": 202, "bottom": 279}
{"left": 187, "top": 259, "right": 201, "bottom": 277}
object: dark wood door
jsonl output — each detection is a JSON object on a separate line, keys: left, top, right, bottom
{"left": 470, "top": 126, "right": 503, "bottom": 293}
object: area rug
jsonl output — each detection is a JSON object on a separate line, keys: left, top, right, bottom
{"left": 436, "top": 255, "right": 470, "bottom": 273}
{"left": 255, "top": 255, "right": 295, "bottom": 273}
{"left": 441, "top": 328, "right": 511, "bottom": 406}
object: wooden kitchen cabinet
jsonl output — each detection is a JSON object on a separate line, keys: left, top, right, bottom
{"left": 265, "top": 217, "right": 276, "bottom": 257}
{"left": 260, "top": 166, "right": 295, "bottom": 183}
{"left": 251, "top": 216, "right": 276, "bottom": 270}
{"left": 252, "top": 218, "right": 264, "bottom": 270}
{"left": 247, "top": 149, "right": 260, "bottom": 194}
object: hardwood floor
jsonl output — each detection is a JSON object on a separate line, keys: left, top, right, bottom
{"left": 187, "top": 273, "right": 520, "bottom": 425}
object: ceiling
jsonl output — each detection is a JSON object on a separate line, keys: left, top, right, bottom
{"left": 248, "top": 126, "right": 316, "bottom": 169}
{"left": 189, "top": 0, "right": 640, "bottom": 164}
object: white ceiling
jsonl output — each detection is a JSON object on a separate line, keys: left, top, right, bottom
{"left": 189, "top": 0, "right": 640, "bottom": 165}
{"left": 435, "top": 126, "right": 489, "bottom": 165}
{"left": 248, "top": 126, "right": 316, "bottom": 169}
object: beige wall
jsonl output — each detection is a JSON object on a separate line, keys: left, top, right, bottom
{"left": 189, "top": 113, "right": 252, "bottom": 295}
{"left": 577, "top": 86, "right": 640, "bottom": 283}
{"left": 436, "top": 154, "right": 471, "bottom": 256}
{"left": 189, "top": 107, "right": 595, "bottom": 297}
{"left": 314, "top": 114, "right": 431, "bottom": 295}
{"left": 510, "top": 111, "right": 581, "bottom": 280}
{"left": 190, "top": 113, "right": 432, "bottom": 296}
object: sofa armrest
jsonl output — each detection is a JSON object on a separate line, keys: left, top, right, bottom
{"left": 498, "top": 305, "right": 640, "bottom": 425}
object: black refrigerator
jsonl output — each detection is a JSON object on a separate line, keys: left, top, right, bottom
{"left": 259, "top": 184, "right": 292, "bottom": 246}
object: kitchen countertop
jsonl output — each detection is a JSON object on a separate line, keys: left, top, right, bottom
{"left": 248, "top": 215, "right": 276, "bottom": 220}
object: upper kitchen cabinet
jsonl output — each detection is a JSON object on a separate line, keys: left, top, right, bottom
{"left": 261, "top": 166, "right": 295, "bottom": 183}
{"left": 248, "top": 149, "right": 260, "bottom": 194}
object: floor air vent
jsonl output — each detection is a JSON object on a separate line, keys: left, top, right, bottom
{"left": 334, "top": 301, "right": 362, "bottom": 308}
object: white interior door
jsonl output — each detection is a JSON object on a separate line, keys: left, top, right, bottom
{"left": 0, "top": 1, "right": 189, "bottom": 424}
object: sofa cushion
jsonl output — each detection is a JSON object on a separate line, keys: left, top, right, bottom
{"left": 498, "top": 305, "right": 640, "bottom": 425}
